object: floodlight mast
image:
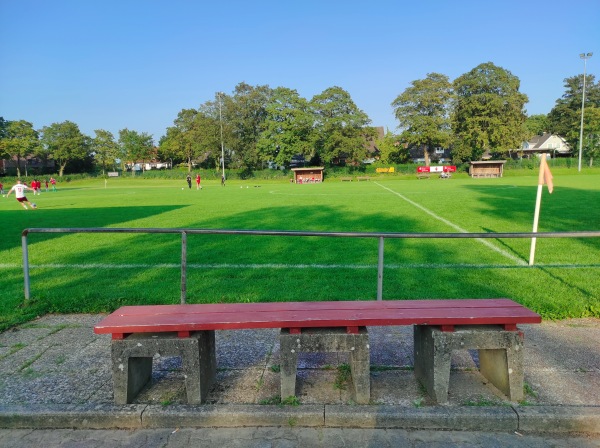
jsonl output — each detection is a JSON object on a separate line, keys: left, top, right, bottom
{"left": 578, "top": 52, "right": 593, "bottom": 172}
{"left": 218, "top": 92, "right": 225, "bottom": 180}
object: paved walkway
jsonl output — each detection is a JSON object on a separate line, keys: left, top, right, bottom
{"left": 0, "top": 314, "right": 599, "bottom": 439}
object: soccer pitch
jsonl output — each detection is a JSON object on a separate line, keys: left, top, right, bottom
{"left": 1, "top": 174, "right": 599, "bottom": 330}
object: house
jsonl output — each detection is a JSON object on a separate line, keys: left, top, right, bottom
{"left": 362, "top": 126, "right": 384, "bottom": 164}
{"left": 518, "top": 133, "right": 571, "bottom": 158}
{"left": 408, "top": 145, "right": 452, "bottom": 164}
{"left": 1, "top": 155, "right": 55, "bottom": 176}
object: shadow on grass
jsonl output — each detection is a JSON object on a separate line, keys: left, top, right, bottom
{"left": 1, "top": 205, "right": 185, "bottom": 252}
{"left": 464, "top": 184, "right": 600, "bottom": 252}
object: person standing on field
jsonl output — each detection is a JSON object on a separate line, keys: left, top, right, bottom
{"left": 186, "top": 174, "right": 192, "bottom": 189}
{"left": 6, "top": 179, "right": 37, "bottom": 209}
{"left": 50, "top": 177, "right": 57, "bottom": 191}
{"left": 196, "top": 174, "right": 202, "bottom": 190}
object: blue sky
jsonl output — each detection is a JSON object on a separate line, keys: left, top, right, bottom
{"left": 1, "top": 0, "right": 598, "bottom": 143}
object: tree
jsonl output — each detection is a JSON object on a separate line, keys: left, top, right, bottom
{"left": 256, "top": 87, "right": 315, "bottom": 168}
{"left": 40, "top": 121, "right": 89, "bottom": 177}
{"left": 581, "top": 106, "right": 600, "bottom": 166}
{"left": 452, "top": 62, "right": 528, "bottom": 161}
{"left": 392, "top": 73, "right": 453, "bottom": 166}
{"left": 0, "top": 117, "right": 7, "bottom": 146}
{"left": 160, "top": 108, "right": 221, "bottom": 172}
{"left": 228, "top": 83, "right": 273, "bottom": 169}
{"left": 377, "top": 130, "right": 410, "bottom": 164}
{"left": 548, "top": 74, "right": 600, "bottom": 150}
{"left": 1, "top": 120, "right": 40, "bottom": 177}
{"left": 524, "top": 114, "right": 550, "bottom": 139}
{"left": 311, "top": 86, "right": 372, "bottom": 165}
{"left": 92, "top": 129, "right": 120, "bottom": 174}
{"left": 118, "top": 129, "right": 154, "bottom": 176}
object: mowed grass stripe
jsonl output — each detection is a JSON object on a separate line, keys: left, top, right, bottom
{"left": 375, "top": 181, "right": 527, "bottom": 265}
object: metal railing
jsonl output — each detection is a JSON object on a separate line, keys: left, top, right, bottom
{"left": 21, "top": 228, "right": 600, "bottom": 304}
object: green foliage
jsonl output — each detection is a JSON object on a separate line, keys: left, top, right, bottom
{"left": 226, "top": 83, "right": 273, "bottom": 170}
{"left": 524, "top": 114, "right": 550, "bottom": 139}
{"left": 377, "top": 131, "right": 411, "bottom": 164}
{"left": 259, "top": 395, "right": 300, "bottom": 406}
{"left": 452, "top": 62, "right": 528, "bottom": 161}
{"left": 311, "top": 86, "right": 372, "bottom": 165}
{"left": 548, "top": 74, "right": 600, "bottom": 151}
{"left": 281, "top": 395, "right": 300, "bottom": 406}
{"left": 256, "top": 87, "right": 315, "bottom": 167}
{"left": 581, "top": 107, "right": 600, "bottom": 165}
{"left": 40, "top": 121, "right": 90, "bottom": 177}
{"left": 334, "top": 363, "right": 352, "bottom": 390}
{"left": 412, "top": 397, "right": 424, "bottom": 408}
{"left": 259, "top": 395, "right": 281, "bottom": 405}
{"left": 160, "top": 108, "right": 221, "bottom": 172}
{"left": 0, "top": 120, "right": 40, "bottom": 177}
{"left": 92, "top": 129, "right": 120, "bottom": 174}
{"left": 392, "top": 73, "right": 453, "bottom": 164}
{"left": 523, "top": 382, "right": 538, "bottom": 398}
{"left": 118, "top": 128, "right": 154, "bottom": 174}
{"left": 463, "top": 395, "right": 503, "bottom": 406}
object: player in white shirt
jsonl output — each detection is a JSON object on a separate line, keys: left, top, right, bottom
{"left": 6, "top": 179, "right": 37, "bottom": 209}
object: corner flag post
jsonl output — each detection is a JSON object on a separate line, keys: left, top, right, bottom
{"left": 529, "top": 154, "right": 553, "bottom": 266}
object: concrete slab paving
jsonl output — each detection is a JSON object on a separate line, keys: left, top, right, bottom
{"left": 0, "top": 314, "right": 598, "bottom": 435}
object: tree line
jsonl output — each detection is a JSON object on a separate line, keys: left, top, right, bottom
{"left": 1, "top": 62, "right": 599, "bottom": 177}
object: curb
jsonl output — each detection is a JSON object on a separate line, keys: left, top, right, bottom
{"left": 1, "top": 404, "right": 599, "bottom": 433}
{"left": 325, "top": 406, "right": 518, "bottom": 432}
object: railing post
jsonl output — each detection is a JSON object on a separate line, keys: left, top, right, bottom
{"left": 377, "top": 236, "right": 384, "bottom": 301}
{"left": 22, "top": 233, "right": 30, "bottom": 303}
{"left": 181, "top": 231, "right": 187, "bottom": 304}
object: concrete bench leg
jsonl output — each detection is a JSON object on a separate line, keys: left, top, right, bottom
{"left": 413, "top": 325, "right": 524, "bottom": 404}
{"left": 111, "top": 331, "right": 216, "bottom": 404}
{"left": 479, "top": 337, "right": 524, "bottom": 401}
{"left": 279, "top": 340, "right": 299, "bottom": 400}
{"left": 279, "top": 327, "right": 370, "bottom": 404}
{"left": 413, "top": 325, "right": 452, "bottom": 403}
{"left": 348, "top": 342, "right": 371, "bottom": 404}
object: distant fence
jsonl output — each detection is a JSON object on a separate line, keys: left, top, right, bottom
{"left": 20, "top": 228, "right": 600, "bottom": 304}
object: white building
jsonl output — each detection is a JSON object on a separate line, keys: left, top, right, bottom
{"left": 520, "top": 133, "right": 571, "bottom": 158}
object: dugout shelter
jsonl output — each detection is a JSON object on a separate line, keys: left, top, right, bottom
{"left": 292, "top": 167, "right": 324, "bottom": 183}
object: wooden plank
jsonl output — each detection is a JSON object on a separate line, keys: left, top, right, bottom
{"left": 95, "top": 300, "right": 540, "bottom": 326}
{"left": 94, "top": 302, "right": 541, "bottom": 335}
{"left": 110, "top": 299, "right": 525, "bottom": 318}
{"left": 101, "top": 301, "right": 530, "bottom": 326}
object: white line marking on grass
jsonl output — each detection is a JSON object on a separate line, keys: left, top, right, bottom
{"left": 5, "top": 262, "right": 597, "bottom": 270}
{"left": 269, "top": 190, "right": 387, "bottom": 197}
{"left": 374, "top": 182, "right": 527, "bottom": 266}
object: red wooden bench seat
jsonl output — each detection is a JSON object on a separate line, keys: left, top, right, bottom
{"left": 94, "top": 298, "right": 541, "bottom": 339}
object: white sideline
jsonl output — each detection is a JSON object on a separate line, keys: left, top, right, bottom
{"left": 374, "top": 182, "right": 527, "bottom": 266}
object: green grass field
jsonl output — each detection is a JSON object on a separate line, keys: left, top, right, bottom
{"left": 1, "top": 173, "right": 599, "bottom": 331}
